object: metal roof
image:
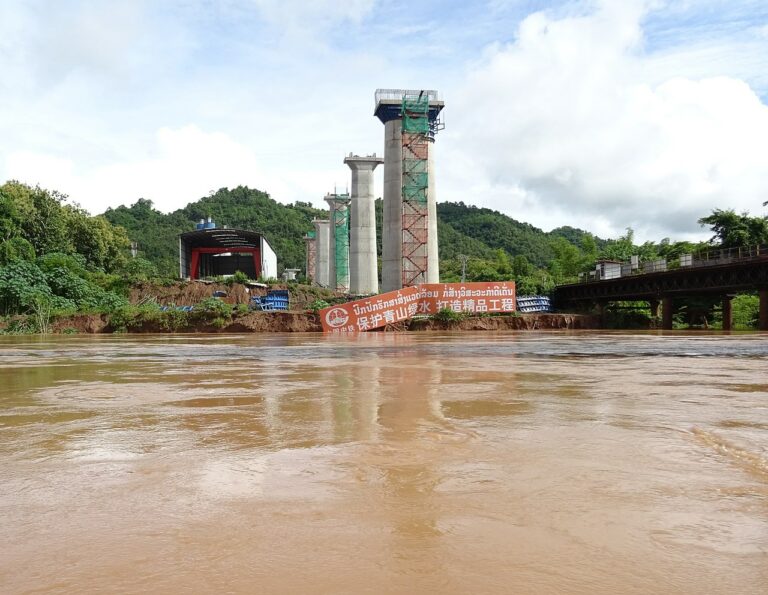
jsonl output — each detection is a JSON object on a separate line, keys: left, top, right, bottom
{"left": 179, "top": 228, "right": 267, "bottom": 249}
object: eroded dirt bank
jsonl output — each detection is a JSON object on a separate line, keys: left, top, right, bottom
{"left": 40, "top": 312, "right": 599, "bottom": 334}
{"left": 406, "top": 313, "right": 599, "bottom": 331}
{"left": 128, "top": 280, "right": 333, "bottom": 310}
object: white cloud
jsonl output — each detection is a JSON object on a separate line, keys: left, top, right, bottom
{"left": 2, "top": 0, "right": 767, "bottom": 245}
{"left": 0, "top": 0, "right": 383, "bottom": 214}
{"left": 249, "top": 0, "right": 375, "bottom": 26}
{"left": 444, "top": 0, "right": 768, "bottom": 240}
{"left": 5, "top": 125, "right": 316, "bottom": 214}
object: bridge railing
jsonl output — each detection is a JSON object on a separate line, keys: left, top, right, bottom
{"left": 691, "top": 244, "right": 767, "bottom": 266}
{"left": 565, "top": 243, "right": 768, "bottom": 285}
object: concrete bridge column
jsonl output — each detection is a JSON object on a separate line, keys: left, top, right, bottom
{"left": 722, "top": 296, "right": 733, "bottom": 331}
{"left": 661, "top": 297, "right": 674, "bottom": 330}
{"left": 649, "top": 299, "right": 660, "bottom": 318}
{"left": 759, "top": 289, "right": 768, "bottom": 331}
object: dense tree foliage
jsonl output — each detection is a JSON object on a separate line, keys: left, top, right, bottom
{"left": 698, "top": 209, "right": 768, "bottom": 248}
{"left": 104, "top": 198, "right": 190, "bottom": 277}
{"left": 0, "top": 181, "right": 132, "bottom": 318}
{"left": 0, "top": 181, "right": 130, "bottom": 272}
{"left": 3, "top": 177, "right": 764, "bottom": 330}
{"left": 103, "top": 189, "right": 621, "bottom": 288}
{"left": 100, "top": 190, "right": 735, "bottom": 296}
{"left": 437, "top": 202, "right": 558, "bottom": 268}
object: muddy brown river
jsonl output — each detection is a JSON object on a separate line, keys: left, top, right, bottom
{"left": 1, "top": 332, "right": 767, "bottom": 594}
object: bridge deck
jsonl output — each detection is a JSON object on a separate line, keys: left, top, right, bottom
{"left": 552, "top": 246, "right": 768, "bottom": 330}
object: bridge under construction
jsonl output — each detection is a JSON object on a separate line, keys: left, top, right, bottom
{"left": 305, "top": 89, "right": 444, "bottom": 296}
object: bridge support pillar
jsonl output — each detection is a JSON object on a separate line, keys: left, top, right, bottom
{"left": 661, "top": 297, "right": 674, "bottom": 330}
{"left": 759, "top": 289, "right": 768, "bottom": 331}
{"left": 596, "top": 301, "right": 607, "bottom": 327}
{"left": 722, "top": 296, "right": 733, "bottom": 332}
{"left": 649, "top": 299, "right": 660, "bottom": 318}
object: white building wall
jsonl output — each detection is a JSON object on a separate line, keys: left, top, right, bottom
{"left": 261, "top": 237, "right": 278, "bottom": 280}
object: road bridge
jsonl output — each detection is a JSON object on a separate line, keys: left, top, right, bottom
{"left": 553, "top": 245, "right": 768, "bottom": 330}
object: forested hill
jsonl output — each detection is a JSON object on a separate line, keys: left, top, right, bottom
{"left": 104, "top": 187, "right": 326, "bottom": 276}
{"left": 436, "top": 202, "right": 608, "bottom": 267}
{"left": 103, "top": 187, "right": 602, "bottom": 278}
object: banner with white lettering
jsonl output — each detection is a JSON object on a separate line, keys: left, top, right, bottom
{"left": 319, "top": 282, "right": 516, "bottom": 333}
{"left": 319, "top": 287, "right": 421, "bottom": 333}
{"left": 417, "top": 282, "right": 516, "bottom": 316}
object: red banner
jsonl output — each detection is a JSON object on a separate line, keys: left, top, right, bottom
{"left": 417, "top": 282, "right": 516, "bottom": 316}
{"left": 319, "top": 287, "right": 421, "bottom": 333}
{"left": 319, "top": 282, "right": 516, "bottom": 333}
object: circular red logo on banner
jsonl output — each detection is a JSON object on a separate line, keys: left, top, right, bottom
{"left": 325, "top": 307, "right": 349, "bottom": 328}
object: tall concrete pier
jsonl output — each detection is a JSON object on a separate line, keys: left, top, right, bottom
{"left": 312, "top": 219, "right": 331, "bottom": 288}
{"left": 374, "top": 88, "right": 444, "bottom": 291}
{"left": 344, "top": 153, "right": 384, "bottom": 295}
{"left": 324, "top": 192, "right": 352, "bottom": 292}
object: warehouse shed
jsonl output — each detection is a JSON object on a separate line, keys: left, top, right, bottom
{"left": 179, "top": 224, "right": 277, "bottom": 280}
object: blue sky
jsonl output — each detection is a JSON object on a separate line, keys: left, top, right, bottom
{"left": 1, "top": 0, "right": 767, "bottom": 242}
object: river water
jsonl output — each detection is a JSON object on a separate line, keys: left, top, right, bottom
{"left": 1, "top": 331, "right": 767, "bottom": 594}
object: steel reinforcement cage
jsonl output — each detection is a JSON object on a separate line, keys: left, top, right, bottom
{"left": 401, "top": 93, "right": 430, "bottom": 287}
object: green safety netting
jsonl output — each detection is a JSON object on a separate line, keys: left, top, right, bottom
{"left": 402, "top": 95, "right": 430, "bottom": 135}
{"left": 333, "top": 207, "right": 349, "bottom": 289}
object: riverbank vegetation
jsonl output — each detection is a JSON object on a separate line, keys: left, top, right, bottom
{"left": 1, "top": 179, "right": 766, "bottom": 333}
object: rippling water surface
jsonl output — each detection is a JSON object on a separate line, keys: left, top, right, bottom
{"left": 1, "top": 331, "right": 767, "bottom": 594}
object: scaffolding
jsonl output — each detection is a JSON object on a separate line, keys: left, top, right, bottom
{"left": 326, "top": 194, "right": 351, "bottom": 292}
{"left": 304, "top": 230, "right": 316, "bottom": 283}
{"left": 401, "top": 93, "right": 430, "bottom": 287}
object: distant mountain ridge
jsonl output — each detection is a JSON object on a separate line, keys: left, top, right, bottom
{"left": 104, "top": 187, "right": 603, "bottom": 278}
{"left": 436, "top": 202, "right": 607, "bottom": 267}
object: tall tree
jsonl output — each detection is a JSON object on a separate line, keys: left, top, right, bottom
{"left": 0, "top": 181, "right": 131, "bottom": 272}
{"left": 68, "top": 209, "right": 130, "bottom": 272}
{"left": 698, "top": 209, "right": 768, "bottom": 247}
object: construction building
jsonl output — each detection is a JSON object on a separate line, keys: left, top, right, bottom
{"left": 179, "top": 218, "right": 277, "bottom": 280}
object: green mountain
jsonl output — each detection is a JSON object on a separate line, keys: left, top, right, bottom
{"left": 103, "top": 187, "right": 601, "bottom": 278}
{"left": 436, "top": 202, "right": 607, "bottom": 267}
{"left": 104, "top": 187, "right": 326, "bottom": 277}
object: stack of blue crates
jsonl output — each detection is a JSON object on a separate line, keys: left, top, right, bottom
{"left": 250, "top": 290, "right": 290, "bottom": 311}
{"left": 265, "top": 290, "right": 289, "bottom": 311}
{"left": 516, "top": 295, "right": 552, "bottom": 313}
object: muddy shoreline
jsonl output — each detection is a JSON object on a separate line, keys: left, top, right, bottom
{"left": 35, "top": 311, "right": 599, "bottom": 334}
{"left": 0, "top": 282, "right": 599, "bottom": 334}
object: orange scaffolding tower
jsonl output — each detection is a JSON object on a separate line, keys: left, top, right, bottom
{"left": 401, "top": 93, "right": 430, "bottom": 287}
